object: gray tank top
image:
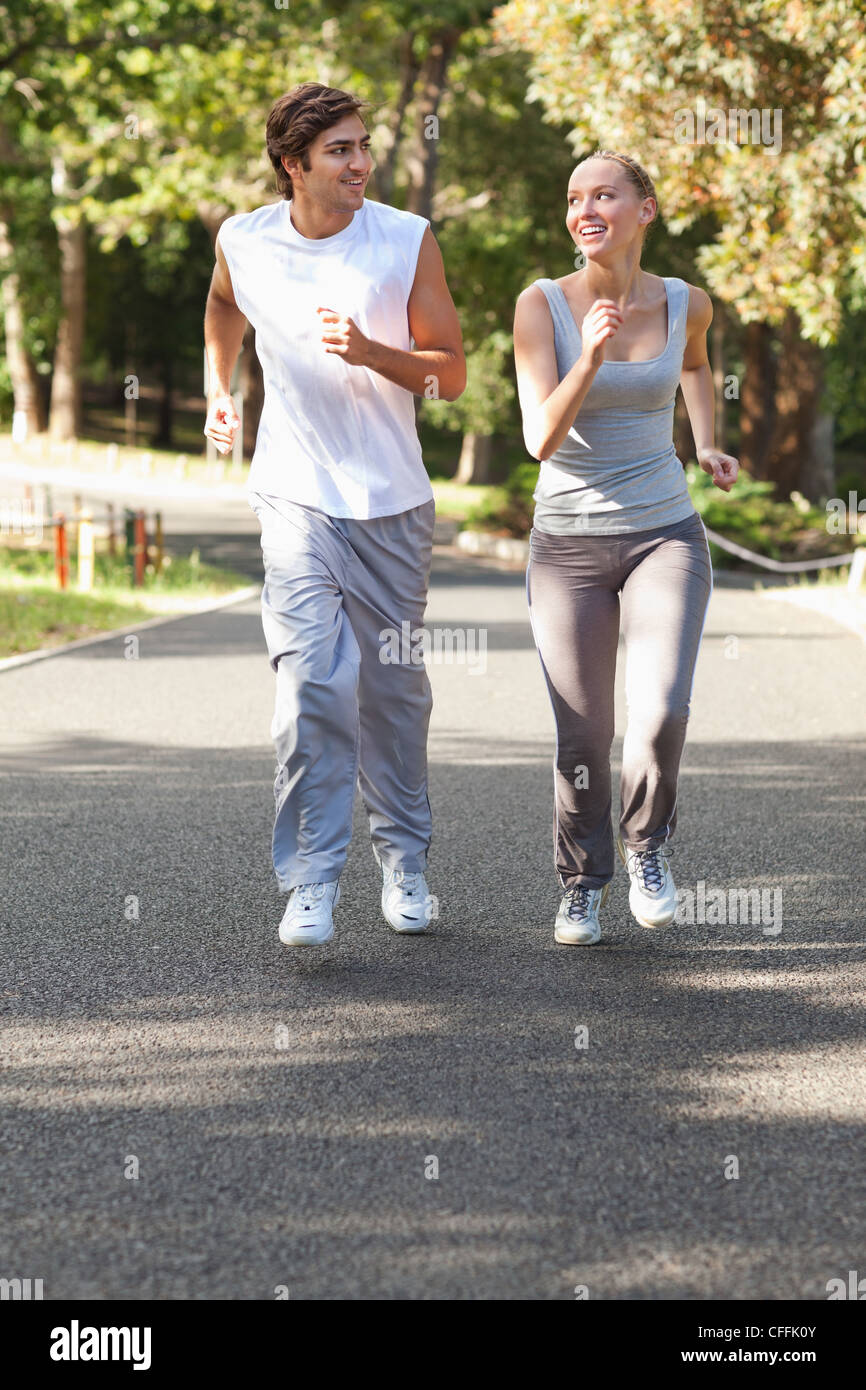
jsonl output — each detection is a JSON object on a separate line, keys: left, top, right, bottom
{"left": 530, "top": 275, "right": 697, "bottom": 534}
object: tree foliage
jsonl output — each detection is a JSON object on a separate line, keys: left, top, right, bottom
{"left": 493, "top": 0, "right": 866, "bottom": 344}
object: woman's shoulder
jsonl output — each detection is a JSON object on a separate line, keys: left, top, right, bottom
{"left": 549, "top": 271, "right": 581, "bottom": 294}
{"left": 518, "top": 275, "right": 558, "bottom": 297}
{"left": 679, "top": 280, "right": 713, "bottom": 333}
{"left": 515, "top": 277, "right": 563, "bottom": 321}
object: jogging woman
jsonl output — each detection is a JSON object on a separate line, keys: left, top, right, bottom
{"left": 513, "top": 149, "right": 738, "bottom": 946}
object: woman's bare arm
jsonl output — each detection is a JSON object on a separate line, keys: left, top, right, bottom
{"left": 679, "top": 285, "right": 739, "bottom": 491}
{"left": 513, "top": 285, "right": 621, "bottom": 460}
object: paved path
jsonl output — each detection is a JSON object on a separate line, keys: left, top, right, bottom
{"left": 1, "top": 543, "right": 865, "bottom": 1299}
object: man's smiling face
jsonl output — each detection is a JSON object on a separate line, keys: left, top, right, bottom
{"left": 284, "top": 113, "right": 374, "bottom": 213}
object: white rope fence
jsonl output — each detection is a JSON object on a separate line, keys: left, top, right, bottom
{"left": 458, "top": 524, "right": 866, "bottom": 591}
{"left": 702, "top": 524, "right": 860, "bottom": 575}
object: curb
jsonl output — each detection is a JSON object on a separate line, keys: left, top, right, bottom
{"left": 456, "top": 529, "right": 529, "bottom": 564}
{"left": 760, "top": 586, "right": 866, "bottom": 646}
{"left": 0, "top": 584, "right": 261, "bottom": 674}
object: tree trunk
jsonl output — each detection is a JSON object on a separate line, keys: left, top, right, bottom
{"left": 370, "top": 33, "right": 420, "bottom": 207}
{"left": 809, "top": 411, "right": 835, "bottom": 503}
{"left": 49, "top": 158, "right": 86, "bottom": 440}
{"left": 125, "top": 319, "right": 137, "bottom": 448}
{"left": 455, "top": 431, "right": 492, "bottom": 485}
{"left": 239, "top": 320, "right": 264, "bottom": 456}
{"left": 155, "top": 352, "right": 173, "bottom": 447}
{"left": 0, "top": 215, "right": 46, "bottom": 434}
{"left": 765, "top": 310, "right": 824, "bottom": 498}
{"left": 738, "top": 320, "right": 777, "bottom": 479}
{"left": 406, "top": 27, "right": 461, "bottom": 225}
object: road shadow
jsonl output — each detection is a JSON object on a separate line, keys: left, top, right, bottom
{"left": 1, "top": 727, "right": 864, "bottom": 1299}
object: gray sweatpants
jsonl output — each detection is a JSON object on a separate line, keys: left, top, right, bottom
{"left": 249, "top": 491, "right": 436, "bottom": 892}
{"left": 526, "top": 510, "right": 713, "bottom": 890}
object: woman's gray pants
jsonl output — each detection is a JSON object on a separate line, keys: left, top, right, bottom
{"left": 526, "top": 510, "right": 713, "bottom": 890}
{"left": 249, "top": 491, "right": 436, "bottom": 893}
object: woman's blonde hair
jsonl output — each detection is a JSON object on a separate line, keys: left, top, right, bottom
{"left": 577, "top": 148, "right": 660, "bottom": 241}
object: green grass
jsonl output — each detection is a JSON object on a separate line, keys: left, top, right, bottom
{"left": 430, "top": 479, "right": 491, "bottom": 519}
{"left": 0, "top": 587, "right": 158, "bottom": 660}
{"left": 684, "top": 464, "right": 862, "bottom": 565}
{"left": 0, "top": 543, "right": 251, "bottom": 660}
{"left": 791, "top": 564, "right": 860, "bottom": 589}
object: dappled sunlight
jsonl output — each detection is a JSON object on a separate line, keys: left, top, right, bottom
{"left": 678, "top": 1052, "right": 866, "bottom": 1122}
{"left": 0, "top": 997, "right": 451, "bottom": 1111}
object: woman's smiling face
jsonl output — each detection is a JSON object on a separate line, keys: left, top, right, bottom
{"left": 566, "top": 158, "right": 654, "bottom": 260}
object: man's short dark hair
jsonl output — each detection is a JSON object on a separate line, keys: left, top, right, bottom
{"left": 266, "top": 83, "right": 371, "bottom": 198}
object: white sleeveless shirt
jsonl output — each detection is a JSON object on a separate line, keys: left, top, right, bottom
{"left": 218, "top": 197, "right": 435, "bottom": 518}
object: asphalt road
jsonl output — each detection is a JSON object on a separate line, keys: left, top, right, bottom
{"left": 1, "top": 533, "right": 865, "bottom": 1300}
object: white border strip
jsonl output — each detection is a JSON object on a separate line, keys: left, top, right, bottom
{"left": 0, "top": 584, "right": 261, "bottom": 674}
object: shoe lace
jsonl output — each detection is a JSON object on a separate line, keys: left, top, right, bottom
{"left": 386, "top": 869, "right": 424, "bottom": 898}
{"left": 294, "top": 883, "right": 327, "bottom": 911}
{"left": 563, "top": 884, "right": 593, "bottom": 920}
{"left": 629, "top": 846, "right": 672, "bottom": 894}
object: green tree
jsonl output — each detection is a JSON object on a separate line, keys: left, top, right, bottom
{"left": 0, "top": 1, "right": 290, "bottom": 438}
{"left": 493, "top": 0, "right": 866, "bottom": 499}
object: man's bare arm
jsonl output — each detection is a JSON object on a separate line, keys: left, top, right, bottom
{"left": 203, "top": 236, "right": 245, "bottom": 453}
{"left": 317, "top": 228, "right": 466, "bottom": 401}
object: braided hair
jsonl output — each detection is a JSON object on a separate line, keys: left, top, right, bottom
{"left": 577, "top": 148, "right": 659, "bottom": 241}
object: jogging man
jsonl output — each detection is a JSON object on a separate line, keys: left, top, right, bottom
{"left": 204, "top": 83, "right": 465, "bottom": 946}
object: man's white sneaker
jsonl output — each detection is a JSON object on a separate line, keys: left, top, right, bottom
{"left": 279, "top": 881, "right": 341, "bottom": 946}
{"left": 381, "top": 868, "right": 433, "bottom": 933}
{"left": 616, "top": 835, "right": 677, "bottom": 928}
{"left": 554, "top": 882, "right": 610, "bottom": 945}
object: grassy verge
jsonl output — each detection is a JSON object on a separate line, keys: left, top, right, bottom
{"left": 0, "top": 544, "right": 251, "bottom": 660}
{"left": 685, "top": 465, "right": 862, "bottom": 567}
{"left": 430, "top": 479, "right": 491, "bottom": 520}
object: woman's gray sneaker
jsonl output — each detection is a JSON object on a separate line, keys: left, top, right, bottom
{"left": 554, "top": 881, "right": 610, "bottom": 945}
{"left": 616, "top": 835, "right": 677, "bottom": 928}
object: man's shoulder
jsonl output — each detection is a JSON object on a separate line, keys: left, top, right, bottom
{"left": 362, "top": 198, "right": 429, "bottom": 235}
{"left": 219, "top": 202, "right": 284, "bottom": 241}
